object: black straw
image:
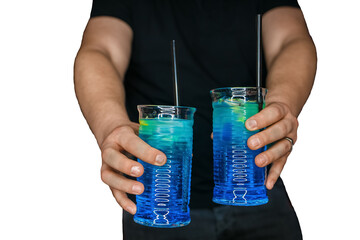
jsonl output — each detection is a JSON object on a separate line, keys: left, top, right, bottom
{"left": 256, "top": 14, "right": 263, "bottom": 111}
{"left": 171, "top": 40, "right": 180, "bottom": 106}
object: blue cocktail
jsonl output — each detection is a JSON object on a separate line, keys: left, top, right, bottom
{"left": 134, "top": 105, "right": 196, "bottom": 228}
{"left": 211, "top": 87, "right": 268, "bottom": 206}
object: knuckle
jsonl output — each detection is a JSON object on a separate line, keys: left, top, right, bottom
{"left": 277, "top": 118, "right": 291, "bottom": 135}
{"left": 283, "top": 119, "right": 292, "bottom": 133}
{"left": 119, "top": 202, "right": 130, "bottom": 212}
{"left": 276, "top": 122, "right": 287, "bottom": 135}
{"left": 261, "top": 131, "right": 271, "bottom": 144}
{"left": 114, "top": 192, "right": 124, "bottom": 204}
{"left": 113, "top": 125, "right": 134, "bottom": 139}
{"left": 113, "top": 193, "right": 128, "bottom": 209}
{"left": 293, "top": 135, "right": 298, "bottom": 144}
{"left": 114, "top": 196, "right": 123, "bottom": 207}
{"left": 278, "top": 102, "right": 290, "bottom": 114}
{"left": 283, "top": 140, "right": 292, "bottom": 152}
{"left": 262, "top": 151, "right": 273, "bottom": 163}
{"left": 116, "top": 125, "right": 133, "bottom": 135}
{"left": 101, "top": 147, "right": 112, "bottom": 161}
{"left": 123, "top": 203, "right": 135, "bottom": 214}
{"left": 272, "top": 104, "right": 285, "bottom": 119}
{"left": 286, "top": 116, "right": 298, "bottom": 137}
{"left": 110, "top": 125, "right": 134, "bottom": 145}
{"left": 293, "top": 117, "right": 299, "bottom": 129}
{"left": 100, "top": 170, "right": 110, "bottom": 184}
{"left": 270, "top": 165, "right": 282, "bottom": 177}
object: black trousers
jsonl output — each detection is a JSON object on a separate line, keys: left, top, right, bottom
{"left": 123, "top": 178, "right": 302, "bottom": 240}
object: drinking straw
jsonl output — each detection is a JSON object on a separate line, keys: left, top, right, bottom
{"left": 171, "top": 40, "right": 180, "bottom": 106}
{"left": 256, "top": 14, "right": 263, "bottom": 111}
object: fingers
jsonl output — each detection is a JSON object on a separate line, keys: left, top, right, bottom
{"left": 111, "top": 126, "right": 167, "bottom": 166}
{"left": 100, "top": 125, "right": 166, "bottom": 215}
{"left": 248, "top": 118, "right": 296, "bottom": 150}
{"left": 265, "top": 153, "right": 289, "bottom": 190}
{"left": 255, "top": 138, "right": 293, "bottom": 167}
{"left": 111, "top": 187, "right": 137, "bottom": 215}
{"left": 243, "top": 102, "right": 298, "bottom": 190}
{"left": 245, "top": 103, "right": 288, "bottom": 131}
{"left": 101, "top": 165, "right": 144, "bottom": 195}
{"left": 102, "top": 148, "right": 144, "bottom": 177}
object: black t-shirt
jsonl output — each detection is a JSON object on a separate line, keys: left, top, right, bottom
{"left": 90, "top": 0, "right": 300, "bottom": 209}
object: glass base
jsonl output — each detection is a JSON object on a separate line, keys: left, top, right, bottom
{"left": 133, "top": 217, "right": 190, "bottom": 228}
{"left": 213, "top": 186, "right": 268, "bottom": 206}
{"left": 213, "top": 197, "right": 268, "bottom": 206}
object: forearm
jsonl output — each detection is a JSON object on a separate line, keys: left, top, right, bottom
{"left": 74, "top": 48, "right": 131, "bottom": 145}
{"left": 265, "top": 37, "right": 317, "bottom": 117}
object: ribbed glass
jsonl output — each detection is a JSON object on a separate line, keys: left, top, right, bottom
{"left": 210, "top": 87, "right": 268, "bottom": 206}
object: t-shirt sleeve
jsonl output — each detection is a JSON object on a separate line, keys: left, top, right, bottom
{"left": 260, "top": 0, "right": 300, "bottom": 14}
{"left": 90, "top": 0, "right": 132, "bottom": 27}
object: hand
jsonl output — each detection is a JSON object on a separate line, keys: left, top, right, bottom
{"left": 245, "top": 102, "right": 299, "bottom": 190}
{"left": 99, "top": 123, "right": 167, "bottom": 215}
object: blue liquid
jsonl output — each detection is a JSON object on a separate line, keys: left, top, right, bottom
{"left": 134, "top": 119, "right": 193, "bottom": 228}
{"left": 212, "top": 100, "right": 268, "bottom": 206}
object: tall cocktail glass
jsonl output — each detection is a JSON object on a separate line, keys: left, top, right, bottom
{"left": 134, "top": 105, "right": 196, "bottom": 227}
{"left": 210, "top": 87, "right": 268, "bottom": 206}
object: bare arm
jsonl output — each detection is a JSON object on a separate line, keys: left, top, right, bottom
{"left": 263, "top": 7, "right": 317, "bottom": 116}
{"left": 74, "top": 16, "right": 133, "bottom": 145}
{"left": 74, "top": 16, "right": 166, "bottom": 214}
{"left": 246, "top": 7, "right": 317, "bottom": 189}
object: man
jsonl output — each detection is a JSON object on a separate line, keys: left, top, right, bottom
{"left": 74, "top": 0, "right": 316, "bottom": 239}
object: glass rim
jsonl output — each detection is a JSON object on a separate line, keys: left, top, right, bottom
{"left": 210, "top": 87, "right": 267, "bottom": 94}
{"left": 137, "top": 105, "right": 196, "bottom": 111}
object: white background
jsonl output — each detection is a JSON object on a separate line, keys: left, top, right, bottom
{"left": 0, "top": 0, "right": 358, "bottom": 239}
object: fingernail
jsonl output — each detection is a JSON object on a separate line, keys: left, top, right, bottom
{"left": 127, "top": 205, "right": 136, "bottom": 215}
{"left": 267, "top": 180, "right": 274, "bottom": 190}
{"left": 132, "top": 184, "right": 142, "bottom": 194}
{"left": 250, "top": 138, "right": 260, "bottom": 148}
{"left": 130, "top": 166, "right": 141, "bottom": 176}
{"left": 257, "top": 155, "right": 266, "bottom": 166}
{"left": 155, "top": 155, "right": 166, "bottom": 165}
{"left": 247, "top": 119, "right": 257, "bottom": 130}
